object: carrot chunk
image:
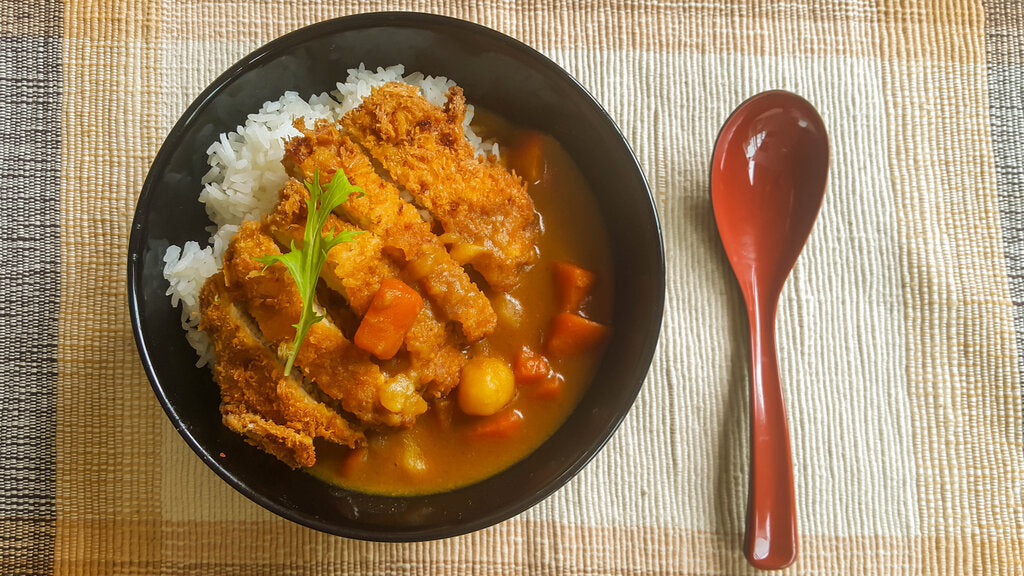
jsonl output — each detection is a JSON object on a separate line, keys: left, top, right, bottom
{"left": 552, "top": 261, "right": 597, "bottom": 313}
{"left": 469, "top": 409, "right": 524, "bottom": 439}
{"left": 354, "top": 278, "right": 424, "bottom": 360}
{"left": 513, "top": 346, "right": 551, "bottom": 383}
{"left": 510, "top": 130, "right": 547, "bottom": 185}
{"left": 545, "top": 313, "right": 609, "bottom": 358}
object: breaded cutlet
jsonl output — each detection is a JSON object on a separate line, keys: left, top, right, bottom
{"left": 283, "top": 118, "right": 498, "bottom": 342}
{"left": 199, "top": 272, "right": 364, "bottom": 468}
{"left": 264, "top": 178, "right": 466, "bottom": 396}
{"left": 341, "top": 82, "right": 538, "bottom": 291}
{"left": 221, "top": 220, "right": 427, "bottom": 428}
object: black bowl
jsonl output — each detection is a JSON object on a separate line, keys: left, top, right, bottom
{"left": 128, "top": 12, "right": 664, "bottom": 540}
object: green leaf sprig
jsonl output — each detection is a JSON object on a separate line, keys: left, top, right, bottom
{"left": 256, "top": 169, "right": 362, "bottom": 375}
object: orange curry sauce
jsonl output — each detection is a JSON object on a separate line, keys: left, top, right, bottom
{"left": 310, "top": 111, "right": 614, "bottom": 495}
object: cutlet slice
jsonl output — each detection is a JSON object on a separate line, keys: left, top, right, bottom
{"left": 221, "top": 220, "right": 427, "bottom": 427}
{"left": 265, "top": 178, "right": 399, "bottom": 314}
{"left": 282, "top": 118, "right": 497, "bottom": 342}
{"left": 199, "top": 272, "right": 364, "bottom": 468}
{"left": 341, "top": 82, "right": 538, "bottom": 291}
{"left": 222, "top": 409, "right": 316, "bottom": 469}
{"left": 405, "top": 298, "right": 465, "bottom": 398}
{"left": 265, "top": 178, "right": 466, "bottom": 395}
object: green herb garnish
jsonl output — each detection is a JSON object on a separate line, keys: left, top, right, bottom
{"left": 257, "top": 169, "right": 362, "bottom": 375}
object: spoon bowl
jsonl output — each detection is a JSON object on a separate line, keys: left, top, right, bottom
{"left": 710, "top": 90, "right": 829, "bottom": 570}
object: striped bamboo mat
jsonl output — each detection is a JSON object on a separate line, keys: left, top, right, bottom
{"left": 2, "top": 1, "right": 1022, "bottom": 574}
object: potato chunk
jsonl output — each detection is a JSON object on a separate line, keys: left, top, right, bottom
{"left": 457, "top": 357, "right": 515, "bottom": 416}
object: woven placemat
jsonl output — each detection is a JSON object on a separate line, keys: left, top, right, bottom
{"left": 2, "top": 0, "right": 1023, "bottom": 574}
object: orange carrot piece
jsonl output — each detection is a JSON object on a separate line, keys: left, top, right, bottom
{"left": 469, "top": 409, "right": 524, "bottom": 439}
{"left": 533, "top": 374, "right": 564, "bottom": 400}
{"left": 545, "top": 313, "right": 610, "bottom": 358}
{"left": 513, "top": 346, "right": 551, "bottom": 383}
{"left": 354, "top": 278, "right": 424, "bottom": 360}
{"left": 552, "top": 261, "right": 597, "bottom": 313}
{"left": 510, "top": 130, "right": 546, "bottom": 184}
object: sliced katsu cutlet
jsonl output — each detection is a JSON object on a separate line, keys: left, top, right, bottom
{"left": 264, "top": 178, "right": 466, "bottom": 396}
{"left": 283, "top": 118, "right": 498, "bottom": 342}
{"left": 221, "top": 220, "right": 427, "bottom": 428}
{"left": 340, "top": 82, "right": 538, "bottom": 291}
{"left": 265, "top": 178, "right": 397, "bottom": 314}
{"left": 199, "top": 273, "right": 364, "bottom": 468}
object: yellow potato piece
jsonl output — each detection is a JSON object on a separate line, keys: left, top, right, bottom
{"left": 457, "top": 357, "right": 515, "bottom": 416}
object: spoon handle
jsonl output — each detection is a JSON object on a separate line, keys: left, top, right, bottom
{"left": 745, "top": 298, "right": 797, "bottom": 570}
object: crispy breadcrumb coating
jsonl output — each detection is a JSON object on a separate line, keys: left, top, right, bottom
{"left": 341, "top": 82, "right": 538, "bottom": 291}
{"left": 265, "top": 178, "right": 465, "bottom": 396}
{"left": 199, "top": 273, "right": 364, "bottom": 468}
{"left": 283, "top": 117, "right": 499, "bottom": 341}
{"left": 221, "top": 221, "right": 427, "bottom": 428}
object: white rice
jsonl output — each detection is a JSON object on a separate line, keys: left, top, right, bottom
{"left": 162, "top": 64, "right": 495, "bottom": 367}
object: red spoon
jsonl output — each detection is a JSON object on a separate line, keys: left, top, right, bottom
{"left": 710, "top": 91, "right": 829, "bottom": 570}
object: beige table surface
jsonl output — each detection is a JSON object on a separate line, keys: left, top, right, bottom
{"left": 2, "top": 0, "right": 1022, "bottom": 574}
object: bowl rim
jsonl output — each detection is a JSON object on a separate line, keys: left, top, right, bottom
{"left": 127, "top": 10, "right": 665, "bottom": 541}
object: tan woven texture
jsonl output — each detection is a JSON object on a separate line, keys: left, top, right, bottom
{"left": 58, "top": 0, "right": 1024, "bottom": 573}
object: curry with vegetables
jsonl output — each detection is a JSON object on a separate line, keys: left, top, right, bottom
{"left": 198, "top": 82, "right": 612, "bottom": 495}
